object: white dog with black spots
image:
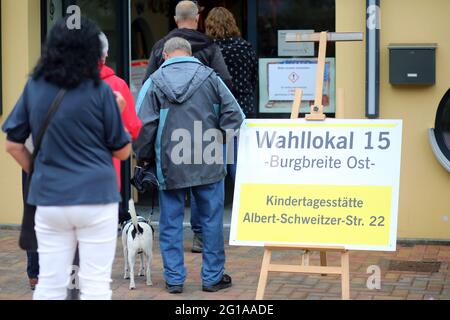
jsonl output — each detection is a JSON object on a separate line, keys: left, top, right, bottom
{"left": 121, "top": 200, "right": 153, "bottom": 290}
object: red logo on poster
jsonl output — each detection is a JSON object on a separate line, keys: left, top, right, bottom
{"left": 289, "top": 72, "right": 300, "bottom": 83}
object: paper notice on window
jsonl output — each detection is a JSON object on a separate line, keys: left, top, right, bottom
{"left": 130, "top": 60, "right": 149, "bottom": 102}
{"left": 268, "top": 63, "right": 317, "bottom": 101}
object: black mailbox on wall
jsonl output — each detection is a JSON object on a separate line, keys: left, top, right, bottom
{"left": 388, "top": 44, "right": 437, "bottom": 85}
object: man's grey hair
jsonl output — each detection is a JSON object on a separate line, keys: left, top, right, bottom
{"left": 175, "top": 1, "right": 199, "bottom": 21}
{"left": 99, "top": 32, "right": 109, "bottom": 59}
{"left": 163, "top": 37, "right": 192, "bottom": 56}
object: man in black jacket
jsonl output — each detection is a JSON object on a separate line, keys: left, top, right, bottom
{"left": 142, "top": 0, "right": 232, "bottom": 88}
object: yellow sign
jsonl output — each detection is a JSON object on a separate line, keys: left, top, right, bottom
{"left": 237, "top": 184, "right": 391, "bottom": 246}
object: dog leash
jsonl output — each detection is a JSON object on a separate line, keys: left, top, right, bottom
{"left": 150, "top": 189, "right": 156, "bottom": 219}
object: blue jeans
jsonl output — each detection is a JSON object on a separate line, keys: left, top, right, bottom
{"left": 27, "top": 251, "right": 39, "bottom": 279}
{"left": 190, "top": 138, "right": 237, "bottom": 234}
{"left": 190, "top": 194, "right": 203, "bottom": 235}
{"left": 159, "top": 180, "right": 225, "bottom": 286}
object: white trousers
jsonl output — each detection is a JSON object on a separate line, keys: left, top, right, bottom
{"left": 33, "top": 203, "right": 118, "bottom": 300}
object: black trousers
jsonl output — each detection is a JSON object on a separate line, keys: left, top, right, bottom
{"left": 119, "top": 207, "right": 131, "bottom": 225}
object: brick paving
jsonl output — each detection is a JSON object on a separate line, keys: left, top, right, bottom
{"left": 0, "top": 228, "right": 449, "bottom": 300}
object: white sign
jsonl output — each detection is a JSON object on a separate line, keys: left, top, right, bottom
{"left": 230, "top": 119, "right": 403, "bottom": 251}
{"left": 130, "top": 60, "right": 149, "bottom": 102}
{"left": 278, "top": 30, "right": 315, "bottom": 57}
{"left": 268, "top": 63, "right": 317, "bottom": 101}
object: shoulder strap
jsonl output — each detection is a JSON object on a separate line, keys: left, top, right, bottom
{"left": 26, "top": 89, "right": 67, "bottom": 188}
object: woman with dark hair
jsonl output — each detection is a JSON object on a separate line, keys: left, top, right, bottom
{"left": 205, "top": 7, "right": 258, "bottom": 118}
{"left": 2, "top": 16, "right": 131, "bottom": 300}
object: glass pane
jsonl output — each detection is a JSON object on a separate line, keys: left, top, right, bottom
{"left": 196, "top": 1, "right": 247, "bottom": 35}
{"left": 130, "top": 0, "right": 172, "bottom": 102}
{"left": 131, "top": 0, "right": 171, "bottom": 61}
{"left": 46, "top": 0, "right": 64, "bottom": 33}
{"left": 130, "top": 0, "right": 247, "bottom": 61}
{"left": 257, "top": 0, "right": 336, "bottom": 58}
{"left": 74, "top": 0, "right": 121, "bottom": 72}
{"left": 129, "top": 0, "right": 247, "bottom": 101}
{"left": 439, "top": 92, "right": 450, "bottom": 151}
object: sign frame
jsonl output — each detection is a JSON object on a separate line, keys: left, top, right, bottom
{"left": 230, "top": 118, "right": 403, "bottom": 252}
{"left": 259, "top": 58, "right": 336, "bottom": 114}
{"left": 278, "top": 29, "right": 315, "bottom": 57}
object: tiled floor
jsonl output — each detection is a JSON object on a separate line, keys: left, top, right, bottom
{"left": 0, "top": 228, "right": 449, "bottom": 300}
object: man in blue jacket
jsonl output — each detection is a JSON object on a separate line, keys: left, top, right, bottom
{"left": 134, "top": 37, "right": 244, "bottom": 294}
{"left": 143, "top": 1, "right": 233, "bottom": 254}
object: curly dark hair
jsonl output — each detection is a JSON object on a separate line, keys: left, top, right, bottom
{"left": 32, "top": 16, "right": 102, "bottom": 89}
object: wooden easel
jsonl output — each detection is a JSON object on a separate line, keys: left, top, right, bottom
{"left": 256, "top": 31, "right": 363, "bottom": 301}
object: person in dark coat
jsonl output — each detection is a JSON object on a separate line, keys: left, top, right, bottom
{"left": 142, "top": 1, "right": 233, "bottom": 253}
{"left": 142, "top": 1, "right": 232, "bottom": 88}
{"left": 186, "top": 7, "right": 259, "bottom": 241}
{"left": 134, "top": 37, "right": 245, "bottom": 294}
{"left": 205, "top": 7, "right": 258, "bottom": 118}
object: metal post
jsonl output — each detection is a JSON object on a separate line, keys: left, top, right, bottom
{"left": 366, "top": 0, "right": 380, "bottom": 118}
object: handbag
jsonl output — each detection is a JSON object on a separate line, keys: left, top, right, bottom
{"left": 130, "top": 164, "right": 159, "bottom": 194}
{"left": 19, "top": 89, "right": 67, "bottom": 251}
{"left": 130, "top": 164, "right": 159, "bottom": 219}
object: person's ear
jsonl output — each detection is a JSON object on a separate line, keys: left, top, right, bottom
{"left": 174, "top": 16, "right": 178, "bottom": 26}
{"left": 163, "top": 52, "right": 169, "bottom": 61}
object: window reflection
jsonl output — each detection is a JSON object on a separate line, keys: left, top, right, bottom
{"left": 257, "top": 0, "right": 336, "bottom": 58}
{"left": 436, "top": 90, "right": 450, "bottom": 157}
{"left": 74, "top": 0, "right": 119, "bottom": 71}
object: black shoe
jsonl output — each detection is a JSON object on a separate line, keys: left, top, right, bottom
{"left": 202, "top": 274, "right": 232, "bottom": 292}
{"left": 191, "top": 233, "right": 203, "bottom": 253}
{"left": 166, "top": 283, "right": 183, "bottom": 294}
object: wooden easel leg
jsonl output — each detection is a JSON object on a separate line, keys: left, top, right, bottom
{"left": 341, "top": 251, "right": 350, "bottom": 300}
{"left": 306, "top": 31, "right": 328, "bottom": 121}
{"left": 302, "top": 250, "right": 310, "bottom": 266}
{"left": 320, "top": 251, "right": 328, "bottom": 276}
{"left": 256, "top": 248, "right": 272, "bottom": 300}
{"left": 320, "top": 252, "right": 327, "bottom": 266}
{"left": 290, "top": 89, "right": 303, "bottom": 120}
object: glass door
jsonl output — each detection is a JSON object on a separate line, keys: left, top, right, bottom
{"left": 70, "top": 0, "right": 129, "bottom": 80}
{"left": 43, "top": 0, "right": 130, "bottom": 79}
{"left": 42, "top": 0, "right": 66, "bottom": 41}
